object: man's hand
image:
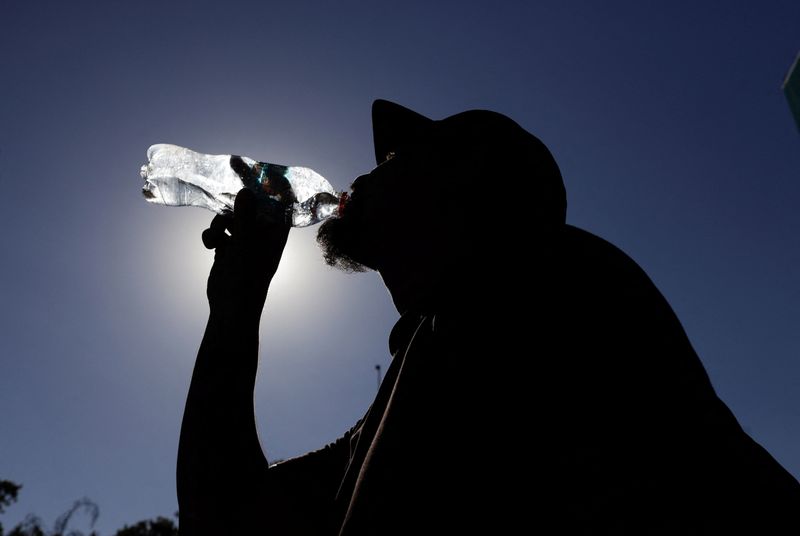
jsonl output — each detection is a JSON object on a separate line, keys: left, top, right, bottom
{"left": 202, "top": 188, "right": 290, "bottom": 318}
{"left": 180, "top": 187, "right": 287, "bottom": 533}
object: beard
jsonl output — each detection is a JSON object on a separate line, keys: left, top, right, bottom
{"left": 316, "top": 214, "right": 376, "bottom": 273}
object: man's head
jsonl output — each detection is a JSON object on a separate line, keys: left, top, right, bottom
{"left": 317, "top": 100, "right": 566, "bottom": 311}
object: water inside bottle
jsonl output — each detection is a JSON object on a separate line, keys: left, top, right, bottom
{"left": 141, "top": 144, "right": 343, "bottom": 227}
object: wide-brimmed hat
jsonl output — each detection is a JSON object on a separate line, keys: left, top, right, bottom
{"left": 370, "top": 99, "right": 567, "bottom": 224}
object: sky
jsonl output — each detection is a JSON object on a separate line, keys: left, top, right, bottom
{"left": 1, "top": 0, "right": 799, "bottom": 533}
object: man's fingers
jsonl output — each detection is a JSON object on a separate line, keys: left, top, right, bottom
{"left": 255, "top": 213, "right": 291, "bottom": 246}
{"left": 205, "top": 190, "right": 290, "bottom": 251}
{"left": 202, "top": 214, "right": 233, "bottom": 249}
{"left": 230, "top": 155, "right": 251, "bottom": 180}
{"left": 234, "top": 188, "right": 257, "bottom": 224}
{"left": 202, "top": 228, "right": 225, "bottom": 249}
{"left": 209, "top": 214, "right": 232, "bottom": 232}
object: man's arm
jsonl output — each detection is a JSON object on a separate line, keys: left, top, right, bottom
{"left": 177, "top": 189, "right": 343, "bottom": 535}
{"left": 177, "top": 306, "right": 269, "bottom": 533}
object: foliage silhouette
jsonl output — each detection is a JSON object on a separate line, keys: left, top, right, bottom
{"left": 0, "top": 481, "right": 22, "bottom": 516}
{"left": 111, "top": 517, "right": 177, "bottom": 536}
{"left": 0, "top": 480, "right": 176, "bottom": 536}
{"left": 6, "top": 497, "right": 98, "bottom": 536}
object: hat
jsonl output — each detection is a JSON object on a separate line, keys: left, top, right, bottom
{"left": 370, "top": 99, "right": 567, "bottom": 224}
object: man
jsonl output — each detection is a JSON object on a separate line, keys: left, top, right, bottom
{"left": 177, "top": 100, "right": 800, "bottom": 534}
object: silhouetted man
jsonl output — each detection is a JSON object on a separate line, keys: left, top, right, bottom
{"left": 177, "top": 100, "right": 800, "bottom": 534}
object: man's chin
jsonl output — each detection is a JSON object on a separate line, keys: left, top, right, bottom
{"left": 316, "top": 216, "right": 377, "bottom": 273}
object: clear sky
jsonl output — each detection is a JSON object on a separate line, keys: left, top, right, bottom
{"left": 1, "top": 0, "right": 799, "bottom": 533}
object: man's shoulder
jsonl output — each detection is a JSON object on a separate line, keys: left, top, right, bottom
{"left": 557, "top": 224, "right": 651, "bottom": 282}
{"left": 546, "top": 224, "right": 680, "bottom": 324}
{"left": 561, "top": 224, "right": 633, "bottom": 260}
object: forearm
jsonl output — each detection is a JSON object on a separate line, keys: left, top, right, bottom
{"left": 177, "top": 304, "right": 350, "bottom": 535}
{"left": 177, "top": 307, "right": 269, "bottom": 533}
{"left": 177, "top": 195, "right": 315, "bottom": 533}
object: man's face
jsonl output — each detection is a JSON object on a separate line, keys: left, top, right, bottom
{"left": 316, "top": 143, "right": 445, "bottom": 273}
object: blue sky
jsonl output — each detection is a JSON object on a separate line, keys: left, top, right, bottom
{"left": 1, "top": 0, "right": 799, "bottom": 533}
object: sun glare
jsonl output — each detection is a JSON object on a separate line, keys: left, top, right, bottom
{"left": 143, "top": 210, "right": 338, "bottom": 326}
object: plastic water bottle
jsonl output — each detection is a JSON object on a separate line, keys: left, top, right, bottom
{"left": 140, "top": 144, "right": 347, "bottom": 227}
